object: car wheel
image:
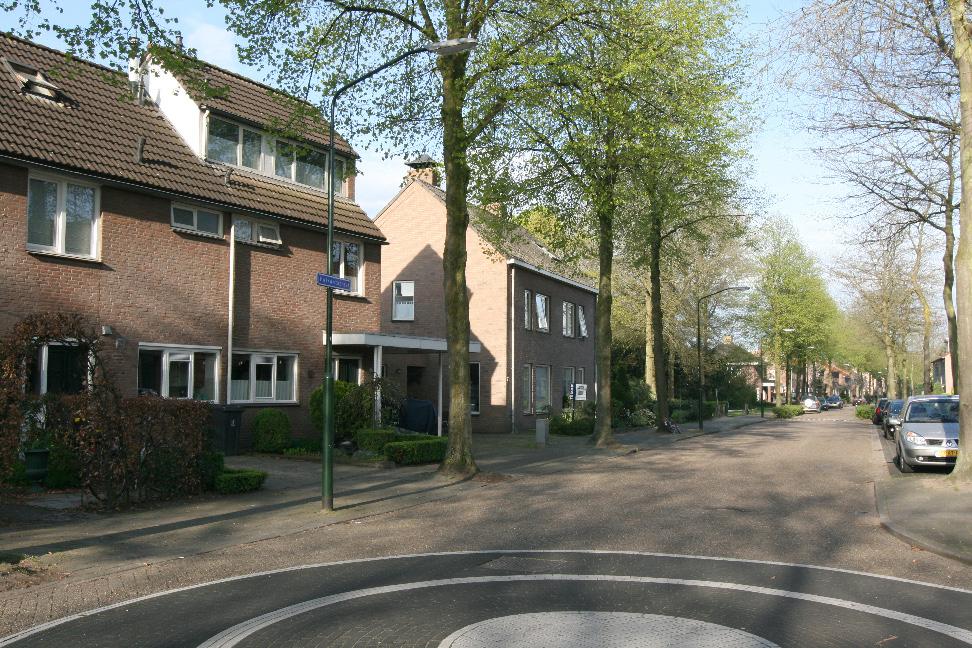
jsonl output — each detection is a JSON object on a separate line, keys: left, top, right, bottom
{"left": 896, "top": 442, "right": 914, "bottom": 473}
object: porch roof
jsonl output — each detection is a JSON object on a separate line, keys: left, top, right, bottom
{"left": 328, "top": 332, "right": 481, "bottom": 353}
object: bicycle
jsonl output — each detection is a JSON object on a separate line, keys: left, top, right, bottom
{"left": 661, "top": 417, "right": 681, "bottom": 434}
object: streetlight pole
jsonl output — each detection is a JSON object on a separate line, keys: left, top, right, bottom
{"left": 696, "top": 285, "right": 749, "bottom": 432}
{"left": 322, "top": 37, "right": 478, "bottom": 512}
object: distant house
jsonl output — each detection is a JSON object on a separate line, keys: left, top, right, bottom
{"left": 0, "top": 34, "right": 384, "bottom": 444}
{"left": 932, "top": 354, "right": 954, "bottom": 394}
{"left": 370, "top": 158, "right": 597, "bottom": 433}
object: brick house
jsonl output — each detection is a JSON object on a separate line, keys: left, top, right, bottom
{"left": 372, "top": 158, "right": 597, "bottom": 434}
{"left": 0, "top": 34, "right": 385, "bottom": 444}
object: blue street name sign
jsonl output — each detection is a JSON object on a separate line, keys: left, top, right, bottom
{"left": 316, "top": 272, "right": 352, "bottom": 291}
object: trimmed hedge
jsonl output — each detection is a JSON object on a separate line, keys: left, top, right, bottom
{"left": 354, "top": 428, "right": 403, "bottom": 453}
{"left": 773, "top": 405, "right": 803, "bottom": 419}
{"left": 44, "top": 441, "right": 81, "bottom": 489}
{"left": 383, "top": 438, "right": 448, "bottom": 465}
{"left": 200, "top": 451, "right": 225, "bottom": 491}
{"left": 252, "top": 408, "right": 292, "bottom": 453}
{"left": 550, "top": 415, "right": 594, "bottom": 436}
{"left": 215, "top": 468, "right": 267, "bottom": 494}
{"left": 856, "top": 404, "right": 876, "bottom": 420}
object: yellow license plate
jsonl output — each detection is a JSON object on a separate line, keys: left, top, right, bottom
{"left": 936, "top": 449, "right": 959, "bottom": 458}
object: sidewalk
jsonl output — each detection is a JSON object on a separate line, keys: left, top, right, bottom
{"left": 874, "top": 474, "right": 972, "bottom": 565}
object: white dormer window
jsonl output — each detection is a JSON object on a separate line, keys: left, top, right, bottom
{"left": 6, "top": 59, "right": 62, "bottom": 100}
{"left": 207, "top": 115, "right": 263, "bottom": 171}
{"left": 172, "top": 203, "right": 222, "bottom": 237}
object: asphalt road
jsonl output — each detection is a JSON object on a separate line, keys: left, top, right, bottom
{"left": 4, "top": 409, "right": 971, "bottom": 646}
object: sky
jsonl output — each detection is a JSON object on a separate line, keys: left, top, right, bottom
{"left": 0, "top": 0, "right": 854, "bottom": 270}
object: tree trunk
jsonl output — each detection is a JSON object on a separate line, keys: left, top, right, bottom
{"left": 774, "top": 340, "right": 782, "bottom": 406}
{"left": 667, "top": 346, "right": 675, "bottom": 400}
{"left": 883, "top": 338, "right": 897, "bottom": 400}
{"left": 437, "top": 61, "right": 476, "bottom": 477}
{"left": 946, "top": 0, "right": 972, "bottom": 480}
{"left": 644, "top": 278, "right": 657, "bottom": 397}
{"left": 592, "top": 168, "right": 617, "bottom": 448}
{"left": 943, "top": 207, "right": 960, "bottom": 391}
{"left": 649, "top": 210, "right": 669, "bottom": 428}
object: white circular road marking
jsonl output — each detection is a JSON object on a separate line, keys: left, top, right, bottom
{"left": 196, "top": 574, "right": 972, "bottom": 648}
{"left": 438, "top": 612, "right": 782, "bottom": 648}
{"left": 2, "top": 550, "right": 970, "bottom": 646}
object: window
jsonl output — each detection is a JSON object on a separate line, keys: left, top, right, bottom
{"left": 336, "top": 357, "right": 361, "bottom": 384}
{"left": 534, "top": 365, "right": 551, "bottom": 413}
{"left": 563, "top": 302, "right": 576, "bottom": 337}
{"left": 206, "top": 115, "right": 264, "bottom": 171}
{"left": 522, "top": 363, "right": 533, "bottom": 413}
{"left": 470, "top": 362, "right": 480, "bottom": 414}
{"left": 524, "top": 290, "right": 532, "bottom": 330}
{"left": 7, "top": 60, "right": 61, "bottom": 100}
{"left": 274, "top": 140, "right": 328, "bottom": 190}
{"left": 577, "top": 305, "right": 588, "bottom": 338}
{"left": 172, "top": 204, "right": 222, "bottom": 237}
{"left": 230, "top": 352, "right": 297, "bottom": 402}
{"left": 563, "top": 366, "right": 575, "bottom": 404}
{"left": 138, "top": 346, "right": 219, "bottom": 401}
{"left": 393, "top": 281, "right": 415, "bottom": 321}
{"left": 233, "top": 217, "right": 281, "bottom": 245}
{"left": 331, "top": 240, "right": 362, "bottom": 294}
{"left": 534, "top": 293, "right": 550, "bottom": 332}
{"left": 28, "top": 343, "right": 88, "bottom": 396}
{"left": 27, "top": 174, "right": 99, "bottom": 258}
{"left": 577, "top": 367, "right": 585, "bottom": 390}
{"left": 332, "top": 158, "right": 347, "bottom": 196}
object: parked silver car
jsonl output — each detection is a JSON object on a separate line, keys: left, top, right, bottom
{"left": 895, "top": 395, "right": 960, "bottom": 473}
{"left": 802, "top": 395, "right": 821, "bottom": 413}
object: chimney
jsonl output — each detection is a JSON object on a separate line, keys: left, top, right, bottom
{"left": 175, "top": 32, "right": 184, "bottom": 51}
{"left": 404, "top": 154, "right": 440, "bottom": 186}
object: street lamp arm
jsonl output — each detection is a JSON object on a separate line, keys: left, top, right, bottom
{"left": 700, "top": 285, "right": 750, "bottom": 301}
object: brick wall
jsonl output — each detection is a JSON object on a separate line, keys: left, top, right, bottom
{"left": 0, "top": 161, "right": 381, "bottom": 444}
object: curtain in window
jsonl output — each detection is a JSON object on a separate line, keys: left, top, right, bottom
{"left": 64, "top": 184, "right": 95, "bottom": 255}
{"left": 296, "top": 149, "right": 325, "bottom": 188}
{"left": 207, "top": 117, "right": 238, "bottom": 164}
{"left": 274, "top": 142, "right": 295, "bottom": 179}
{"left": 27, "top": 178, "right": 57, "bottom": 248}
{"left": 394, "top": 281, "right": 415, "bottom": 320}
{"left": 254, "top": 356, "right": 274, "bottom": 398}
{"left": 344, "top": 243, "right": 360, "bottom": 292}
{"left": 231, "top": 354, "right": 251, "bottom": 401}
{"left": 241, "top": 129, "right": 262, "bottom": 169}
{"left": 275, "top": 356, "right": 295, "bottom": 401}
{"left": 193, "top": 352, "right": 218, "bottom": 401}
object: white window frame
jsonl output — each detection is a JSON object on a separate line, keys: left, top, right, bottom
{"left": 392, "top": 280, "right": 415, "bottom": 321}
{"left": 26, "top": 172, "right": 101, "bottom": 260}
{"left": 577, "top": 305, "right": 588, "bottom": 339}
{"left": 524, "top": 290, "right": 533, "bottom": 331}
{"left": 563, "top": 301, "right": 576, "bottom": 338}
{"left": 233, "top": 216, "right": 282, "bottom": 246}
{"left": 32, "top": 340, "right": 92, "bottom": 395}
{"left": 332, "top": 240, "right": 365, "bottom": 296}
{"left": 137, "top": 344, "right": 221, "bottom": 402}
{"left": 206, "top": 115, "right": 265, "bottom": 171}
{"left": 470, "top": 361, "right": 481, "bottom": 415}
{"left": 171, "top": 203, "right": 223, "bottom": 238}
{"left": 229, "top": 351, "right": 299, "bottom": 404}
{"left": 334, "top": 355, "right": 363, "bottom": 385}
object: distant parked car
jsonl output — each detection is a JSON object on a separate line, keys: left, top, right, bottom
{"left": 802, "top": 395, "right": 821, "bottom": 413}
{"left": 873, "top": 398, "right": 890, "bottom": 425}
{"left": 826, "top": 395, "right": 844, "bottom": 410}
{"left": 895, "top": 395, "right": 959, "bottom": 473}
{"left": 882, "top": 399, "right": 905, "bottom": 440}
{"left": 852, "top": 397, "right": 865, "bottom": 406}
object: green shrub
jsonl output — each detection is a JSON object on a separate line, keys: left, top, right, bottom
{"left": 550, "top": 414, "right": 594, "bottom": 436}
{"left": 215, "top": 468, "right": 267, "bottom": 494}
{"left": 773, "top": 405, "right": 803, "bottom": 419}
{"left": 44, "top": 441, "right": 81, "bottom": 489}
{"left": 199, "top": 451, "right": 225, "bottom": 491}
{"left": 252, "top": 408, "right": 291, "bottom": 453}
{"left": 2, "top": 461, "right": 29, "bottom": 486}
{"left": 383, "top": 437, "right": 447, "bottom": 465}
{"left": 628, "top": 408, "right": 656, "bottom": 428}
{"left": 856, "top": 404, "right": 876, "bottom": 420}
{"left": 354, "top": 428, "right": 402, "bottom": 453}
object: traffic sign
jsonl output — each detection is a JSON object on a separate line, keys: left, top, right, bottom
{"left": 316, "top": 273, "right": 352, "bottom": 291}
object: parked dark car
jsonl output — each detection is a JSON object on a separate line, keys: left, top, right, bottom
{"left": 882, "top": 399, "right": 905, "bottom": 440}
{"left": 826, "top": 395, "right": 844, "bottom": 410}
{"left": 873, "top": 398, "right": 890, "bottom": 425}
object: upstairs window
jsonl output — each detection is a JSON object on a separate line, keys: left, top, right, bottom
{"left": 393, "top": 280, "right": 415, "bottom": 320}
{"left": 233, "top": 217, "right": 281, "bottom": 246}
{"left": 275, "top": 140, "right": 326, "bottom": 190}
{"left": 207, "top": 115, "right": 263, "bottom": 170}
{"left": 6, "top": 60, "right": 62, "bottom": 100}
{"left": 331, "top": 240, "right": 362, "bottom": 294}
{"left": 534, "top": 293, "right": 550, "bottom": 332}
{"left": 563, "top": 301, "right": 576, "bottom": 337}
{"left": 523, "top": 290, "right": 532, "bottom": 330}
{"left": 577, "top": 305, "right": 588, "bottom": 338}
{"left": 27, "top": 174, "right": 99, "bottom": 259}
{"left": 172, "top": 204, "right": 222, "bottom": 237}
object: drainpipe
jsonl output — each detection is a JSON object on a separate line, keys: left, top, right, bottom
{"left": 510, "top": 265, "right": 516, "bottom": 433}
{"left": 226, "top": 219, "right": 235, "bottom": 404}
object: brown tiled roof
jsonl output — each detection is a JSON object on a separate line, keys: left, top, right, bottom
{"left": 415, "top": 180, "right": 597, "bottom": 290}
{"left": 178, "top": 61, "right": 357, "bottom": 158}
{"left": 0, "top": 34, "right": 382, "bottom": 240}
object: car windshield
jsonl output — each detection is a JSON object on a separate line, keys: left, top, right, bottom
{"left": 889, "top": 400, "right": 904, "bottom": 414}
{"left": 827, "top": 396, "right": 840, "bottom": 402}
{"left": 905, "top": 400, "right": 959, "bottom": 423}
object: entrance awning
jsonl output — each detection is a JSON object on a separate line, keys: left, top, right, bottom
{"left": 327, "top": 332, "right": 481, "bottom": 353}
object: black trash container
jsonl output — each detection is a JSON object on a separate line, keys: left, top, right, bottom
{"left": 211, "top": 405, "right": 243, "bottom": 455}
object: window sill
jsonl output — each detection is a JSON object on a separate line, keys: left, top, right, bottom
{"left": 237, "top": 239, "right": 282, "bottom": 250}
{"left": 172, "top": 226, "right": 225, "bottom": 241}
{"left": 334, "top": 290, "right": 366, "bottom": 299}
{"left": 27, "top": 248, "right": 102, "bottom": 264}
{"left": 228, "top": 400, "right": 300, "bottom": 406}
{"left": 391, "top": 318, "right": 415, "bottom": 323}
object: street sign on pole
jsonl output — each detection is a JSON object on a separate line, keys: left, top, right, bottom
{"left": 571, "top": 384, "right": 588, "bottom": 401}
{"left": 316, "top": 272, "right": 352, "bottom": 291}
